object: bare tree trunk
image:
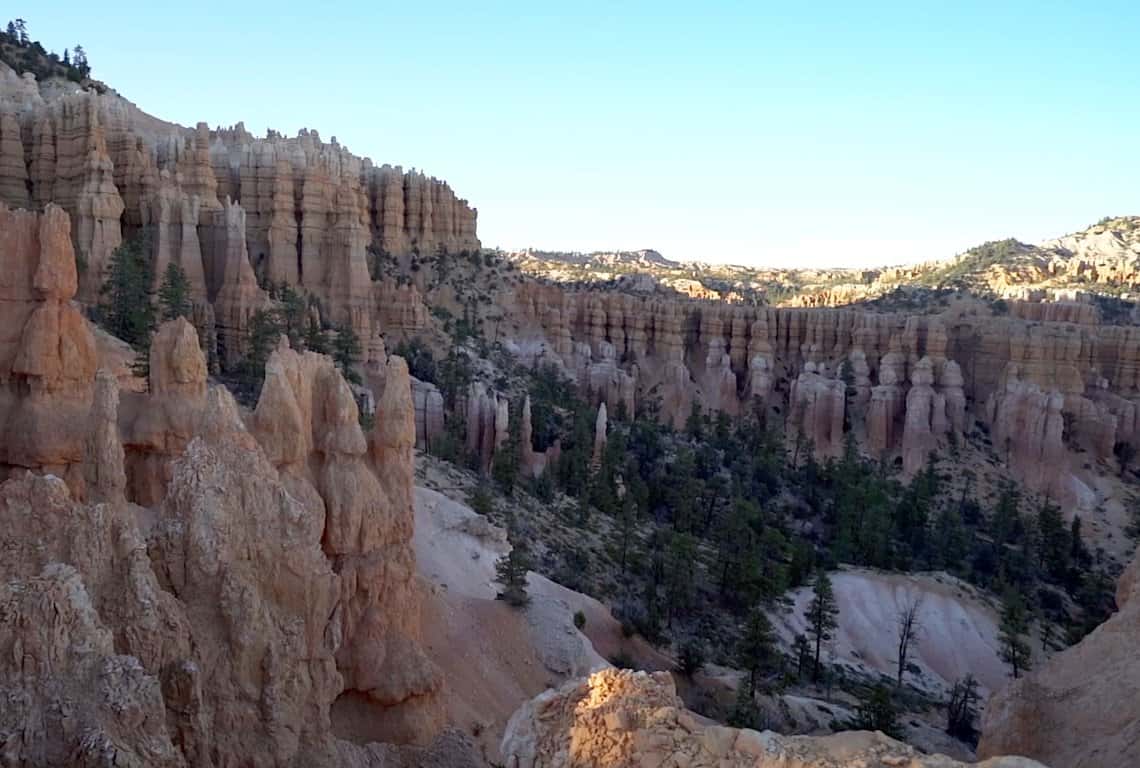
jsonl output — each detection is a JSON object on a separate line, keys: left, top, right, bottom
{"left": 896, "top": 593, "right": 924, "bottom": 687}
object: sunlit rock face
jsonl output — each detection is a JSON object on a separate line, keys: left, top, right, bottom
{"left": 502, "top": 668, "right": 1046, "bottom": 768}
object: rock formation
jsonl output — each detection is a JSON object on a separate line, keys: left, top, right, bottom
{"left": 0, "top": 203, "right": 463, "bottom": 765}
{"left": 0, "top": 203, "right": 97, "bottom": 492}
{"left": 502, "top": 669, "right": 1044, "bottom": 768}
{"left": 788, "top": 363, "right": 845, "bottom": 457}
{"left": 979, "top": 548, "right": 1140, "bottom": 768}
{"left": 520, "top": 394, "right": 561, "bottom": 478}
{"left": 0, "top": 69, "right": 477, "bottom": 365}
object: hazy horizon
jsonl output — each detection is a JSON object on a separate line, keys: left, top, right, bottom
{"left": 27, "top": 1, "right": 1140, "bottom": 268}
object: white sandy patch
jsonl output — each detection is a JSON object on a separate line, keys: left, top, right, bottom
{"left": 771, "top": 568, "right": 1007, "bottom": 696}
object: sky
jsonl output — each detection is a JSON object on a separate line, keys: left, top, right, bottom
{"left": 24, "top": 1, "right": 1140, "bottom": 267}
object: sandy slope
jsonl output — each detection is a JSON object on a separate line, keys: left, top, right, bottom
{"left": 771, "top": 568, "right": 1009, "bottom": 696}
{"left": 414, "top": 487, "right": 613, "bottom": 761}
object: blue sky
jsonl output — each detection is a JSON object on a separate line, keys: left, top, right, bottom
{"left": 25, "top": 2, "right": 1140, "bottom": 267}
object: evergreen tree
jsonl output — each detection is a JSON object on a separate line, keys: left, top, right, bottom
{"left": 72, "top": 44, "right": 89, "bottom": 76}
{"left": 98, "top": 233, "right": 155, "bottom": 368}
{"left": 495, "top": 536, "right": 532, "bottom": 607}
{"left": 727, "top": 681, "right": 762, "bottom": 729}
{"left": 792, "top": 634, "right": 811, "bottom": 680}
{"left": 998, "top": 589, "right": 1033, "bottom": 679}
{"left": 276, "top": 284, "right": 306, "bottom": 348}
{"left": 736, "top": 608, "right": 775, "bottom": 693}
{"left": 492, "top": 401, "right": 521, "bottom": 495}
{"left": 157, "top": 261, "right": 192, "bottom": 321}
{"left": 807, "top": 569, "right": 840, "bottom": 683}
{"left": 237, "top": 308, "right": 282, "bottom": 394}
{"left": 332, "top": 323, "right": 362, "bottom": 384}
{"left": 853, "top": 684, "right": 900, "bottom": 738}
{"left": 303, "top": 315, "right": 328, "bottom": 354}
{"left": 685, "top": 401, "right": 704, "bottom": 440}
{"left": 5, "top": 21, "right": 16, "bottom": 39}
{"left": 677, "top": 638, "right": 705, "bottom": 677}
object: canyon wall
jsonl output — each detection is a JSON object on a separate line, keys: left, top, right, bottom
{"left": 0, "top": 65, "right": 476, "bottom": 350}
{"left": 506, "top": 282, "right": 1140, "bottom": 502}
{"left": 0, "top": 203, "right": 459, "bottom": 766}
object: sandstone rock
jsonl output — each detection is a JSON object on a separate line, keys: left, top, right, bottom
{"left": 0, "top": 204, "right": 96, "bottom": 486}
{"left": 979, "top": 547, "right": 1140, "bottom": 768}
{"left": 986, "top": 368, "right": 1068, "bottom": 497}
{"left": 789, "top": 363, "right": 845, "bottom": 457}
{"left": 84, "top": 367, "right": 127, "bottom": 503}
{"left": 503, "top": 668, "right": 1044, "bottom": 768}
{"left": 412, "top": 376, "right": 446, "bottom": 451}
{"left": 902, "top": 357, "right": 942, "bottom": 474}
{"left": 592, "top": 401, "right": 608, "bottom": 468}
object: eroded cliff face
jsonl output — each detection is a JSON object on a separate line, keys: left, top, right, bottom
{"left": 0, "top": 204, "right": 459, "bottom": 766}
{"left": 0, "top": 66, "right": 477, "bottom": 348}
{"left": 977, "top": 548, "right": 1140, "bottom": 768}
{"left": 504, "top": 281, "right": 1140, "bottom": 505}
{"left": 501, "top": 669, "right": 1045, "bottom": 768}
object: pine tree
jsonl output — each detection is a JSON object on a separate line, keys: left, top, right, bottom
{"left": 998, "top": 589, "right": 1033, "bottom": 679}
{"left": 727, "top": 681, "right": 762, "bottom": 729}
{"left": 792, "top": 634, "right": 811, "bottom": 680}
{"left": 853, "top": 684, "right": 899, "bottom": 738}
{"left": 237, "top": 308, "right": 282, "bottom": 394}
{"left": 98, "top": 233, "right": 155, "bottom": 369}
{"left": 737, "top": 608, "right": 775, "bottom": 693}
{"left": 807, "top": 568, "right": 840, "bottom": 683}
{"left": 276, "top": 284, "right": 306, "bottom": 348}
{"left": 492, "top": 401, "right": 521, "bottom": 495}
{"left": 303, "top": 315, "right": 328, "bottom": 354}
{"left": 332, "top": 323, "right": 362, "bottom": 384}
{"left": 5, "top": 22, "right": 16, "bottom": 39}
{"left": 494, "top": 538, "right": 532, "bottom": 607}
{"left": 158, "top": 262, "right": 192, "bottom": 321}
{"left": 72, "top": 44, "right": 89, "bottom": 77}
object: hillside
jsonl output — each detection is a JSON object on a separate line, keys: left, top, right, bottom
{"left": 507, "top": 216, "right": 1140, "bottom": 310}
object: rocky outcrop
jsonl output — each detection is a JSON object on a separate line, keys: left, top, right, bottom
{"left": 465, "top": 381, "right": 510, "bottom": 473}
{"left": 520, "top": 394, "right": 561, "bottom": 478}
{"left": 251, "top": 341, "right": 443, "bottom": 745}
{"left": 502, "top": 669, "right": 1044, "bottom": 768}
{"left": 986, "top": 369, "right": 1068, "bottom": 496}
{"left": 788, "top": 363, "right": 845, "bottom": 456}
{"left": 412, "top": 376, "right": 446, "bottom": 451}
{"left": 591, "top": 401, "right": 608, "bottom": 468}
{"left": 979, "top": 549, "right": 1140, "bottom": 768}
{"left": 0, "top": 203, "right": 97, "bottom": 491}
{"left": 121, "top": 317, "right": 209, "bottom": 505}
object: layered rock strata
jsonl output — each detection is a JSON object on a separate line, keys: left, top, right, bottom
{"left": 0, "top": 69, "right": 475, "bottom": 350}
